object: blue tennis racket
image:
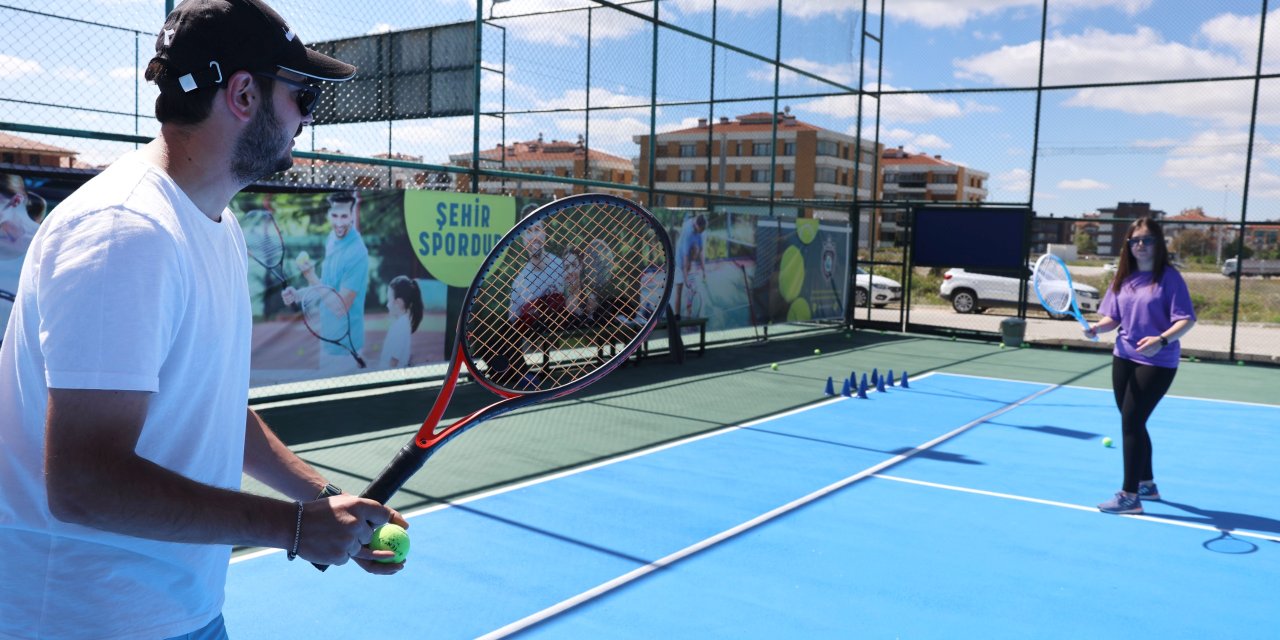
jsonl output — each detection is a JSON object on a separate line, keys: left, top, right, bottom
{"left": 1032, "top": 253, "right": 1097, "bottom": 341}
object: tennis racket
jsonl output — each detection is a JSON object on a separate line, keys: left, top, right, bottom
{"left": 297, "top": 284, "right": 367, "bottom": 368}
{"left": 1032, "top": 253, "right": 1097, "bottom": 341}
{"left": 243, "top": 208, "right": 367, "bottom": 368}
{"left": 314, "top": 193, "right": 672, "bottom": 570}
{"left": 242, "top": 209, "right": 290, "bottom": 284}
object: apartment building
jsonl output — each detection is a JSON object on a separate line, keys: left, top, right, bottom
{"left": 1092, "top": 201, "right": 1165, "bottom": 257}
{"left": 450, "top": 134, "right": 635, "bottom": 201}
{"left": 632, "top": 110, "right": 882, "bottom": 211}
{"left": 876, "top": 146, "right": 990, "bottom": 245}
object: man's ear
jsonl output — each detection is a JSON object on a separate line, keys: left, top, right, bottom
{"left": 223, "top": 70, "right": 259, "bottom": 123}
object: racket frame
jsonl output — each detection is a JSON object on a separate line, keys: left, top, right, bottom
{"left": 360, "top": 193, "right": 673, "bottom": 505}
{"left": 1032, "top": 253, "right": 1097, "bottom": 341}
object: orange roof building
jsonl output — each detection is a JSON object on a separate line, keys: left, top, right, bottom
{"left": 449, "top": 134, "right": 635, "bottom": 201}
{"left": 633, "top": 110, "right": 882, "bottom": 212}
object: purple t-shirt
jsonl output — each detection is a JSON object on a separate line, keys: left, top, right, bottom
{"left": 1098, "top": 267, "right": 1196, "bottom": 368}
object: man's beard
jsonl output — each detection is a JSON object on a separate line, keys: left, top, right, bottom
{"left": 230, "top": 105, "right": 296, "bottom": 184}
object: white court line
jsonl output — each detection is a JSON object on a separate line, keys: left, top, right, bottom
{"left": 477, "top": 376, "right": 1062, "bottom": 639}
{"left": 873, "top": 474, "right": 1280, "bottom": 543}
{"left": 232, "top": 372, "right": 944, "bottom": 565}
{"left": 938, "top": 370, "right": 1280, "bottom": 409}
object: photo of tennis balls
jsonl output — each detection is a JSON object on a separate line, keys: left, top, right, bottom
{"left": 369, "top": 523, "right": 410, "bottom": 564}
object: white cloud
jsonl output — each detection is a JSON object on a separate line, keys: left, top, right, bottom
{"left": 108, "top": 67, "right": 138, "bottom": 80}
{"left": 994, "top": 167, "right": 1032, "bottom": 196}
{"left": 500, "top": 5, "right": 648, "bottom": 46}
{"left": 867, "top": 0, "right": 1151, "bottom": 29}
{"left": 367, "top": 23, "right": 394, "bottom": 35}
{"left": 750, "top": 58, "right": 857, "bottom": 88}
{"left": 1058, "top": 178, "right": 1110, "bottom": 190}
{"left": 797, "top": 84, "right": 997, "bottom": 124}
{"left": 535, "top": 87, "right": 648, "bottom": 110}
{"left": 955, "top": 27, "right": 1246, "bottom": 87}
{"left": 668, "top": 0, "right": 855, "bottom": 20}
{"left": 0, "top": 55, "right": 42, "bottom": 78}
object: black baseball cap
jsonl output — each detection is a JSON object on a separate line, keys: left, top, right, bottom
{"left": 151, "top": 0, "right": 356, "bottom": 94}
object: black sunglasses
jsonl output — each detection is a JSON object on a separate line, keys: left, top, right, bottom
{"left": 1127, "top": 235, "right": 1157, "bottom": 247}
{"left": 252, "top": 71, "right": 320, "bottom": 118}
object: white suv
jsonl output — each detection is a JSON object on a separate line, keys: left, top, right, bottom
{"left": 939, "top": 266, "right": 1100, "bottom": 317}
{"left": 854, "top": 266, "right": 902, "bottom": 308}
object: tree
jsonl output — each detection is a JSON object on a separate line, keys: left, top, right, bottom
{"left": 1074, "top": 232, "right": 1096, "bottom": 256}
{"left": 1171, "top": 229, "right": 1213, "bottom": 259}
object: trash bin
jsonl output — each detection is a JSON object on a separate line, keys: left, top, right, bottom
{"left": 999, "top": 317, "right": 1026, "bottom": 348}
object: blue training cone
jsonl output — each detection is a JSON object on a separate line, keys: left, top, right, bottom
{"left": 887, "top": 369, "right": 896, "bottom": 387}
{"left": 857, "top": 374, "right": 869, "bottom": 399}
{"left": 876, "top": 373, "right": 886, "bottom": 393}
{"left": 825, "top": 376, "right": 835, "bottom": 395}
{"left": 841, "top": 378, "right": 852, "bottom": 397}
{"left": 871, "top": 368, "right": 879, "bottom": 386}
{"left": 901, "top": 371, "right": 910, "bottom": 388}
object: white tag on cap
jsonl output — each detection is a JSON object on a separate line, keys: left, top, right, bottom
{"left": 178, "top": 73, "right": 197, "bottom": 93}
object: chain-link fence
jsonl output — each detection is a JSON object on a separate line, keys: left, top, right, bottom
{"left": 3, "top": 1, "right": 1278, "bottom": 385}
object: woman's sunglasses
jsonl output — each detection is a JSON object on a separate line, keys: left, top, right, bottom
{"left": 1127, "top": 235, "right": 1157, "bottom": 247}
{"left": 252, "top": 71, "right": 320, "bottom": 118}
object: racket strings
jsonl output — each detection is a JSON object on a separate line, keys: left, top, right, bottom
{"left": 1033, "top": 259, "right": 1073, "bottom": 312}
{"left": 242, "top": 212, "right": 284, "bottom": 269}
{"left": 465, "top": 202, "right": 667, "bottom": 392}
{"left": 299, "top": 286, "right": 351, "bottom": 341}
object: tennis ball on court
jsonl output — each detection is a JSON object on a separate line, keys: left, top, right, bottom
{"left": 1000, "top": 343, "right": 1006, "bottom": 349}
{"left": 1102, "top": 437, "right": 1113, "bottom": 448}
{"left": 369, "top": 524, "right": 410, "bottom": 564}
{"left": 814, "top": 348, "right": 821, "bottom": 355}
{"left": 771, "top": 363, "right": 779, "bottom": 370}
{"left": 1062, "top": 345, "right": 1069, "bottom": 351}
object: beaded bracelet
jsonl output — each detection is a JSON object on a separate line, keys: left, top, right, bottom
{"left": 286, "top": 500, "right": 303, "bottom": 561}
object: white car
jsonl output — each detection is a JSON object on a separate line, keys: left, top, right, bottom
{"left": 939, "top": 266, "right": 1100, "bottom": 317}
{"left": 854, "top": 266, "right": 902, "bottom": 308}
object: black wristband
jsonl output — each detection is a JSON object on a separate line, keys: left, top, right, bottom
{"left": 1159, "top": 335, "right": 1169, "bottom": 346}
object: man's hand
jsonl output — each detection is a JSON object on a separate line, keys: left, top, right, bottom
{"left": 296, "top": 494, "right": 409, "bottom": 574}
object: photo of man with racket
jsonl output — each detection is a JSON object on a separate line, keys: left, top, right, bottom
{"left": 673, "top": 213, "right": 707, "bottom": 320}
{"left": 0, "top": 2, "right": 406, "bottom": 639}
{"left": 283, "top": 191, "right": 371, "bottom": 372}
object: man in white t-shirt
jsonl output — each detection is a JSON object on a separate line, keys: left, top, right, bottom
{"left": 0, "top": 2, "right": 407, "bottom": 639}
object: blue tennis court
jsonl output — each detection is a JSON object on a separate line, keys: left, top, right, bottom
{"left": 224, "top": 373, "right": 1279, "bottom": 638}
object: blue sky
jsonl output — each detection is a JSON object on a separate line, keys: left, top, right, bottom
{"left": 4, "top": 1, "right": 1280, "bottom": 221}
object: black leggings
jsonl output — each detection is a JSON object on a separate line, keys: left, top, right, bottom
{"left": 1111, "top": 356, "right": 1178, "bottom": 494}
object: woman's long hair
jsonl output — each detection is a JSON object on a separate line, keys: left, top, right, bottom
{"left": 1112, "top": 216, "right": 1170, "bottom": 293}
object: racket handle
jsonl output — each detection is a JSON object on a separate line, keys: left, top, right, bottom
{"left": 311, "top": 443, "right": 429, "bottom": 572}
{"left": 361, "top": 442, "right": 431, "bottom": 505}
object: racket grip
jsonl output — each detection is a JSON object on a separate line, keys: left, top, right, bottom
{"left": 311, "top": 443, "right": 429, "bottom": 572}
{"left": 361, "top": 442, "right": 431, "bottom": 505}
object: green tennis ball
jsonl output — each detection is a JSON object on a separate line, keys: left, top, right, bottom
{"left": 813, "top": 348, "right": 821, "bottom": 355}
{"left": 1062, "top": 345, "right": 1069, "bottom": 351}
{"left": 771, "top": 363, "right": 779, "bottom": 370}
{"left": 369, "top": 524, "right": 410, "bottom": 564}
{"left": 1000, "top": 343, "right": 1006, "bottom": 349}
{"left": 1102, "top": 437, "right": 1113, "bottom": 448}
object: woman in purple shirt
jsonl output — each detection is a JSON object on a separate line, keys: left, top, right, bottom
{"left": 1085, "top": 217, "right": 1196, "bottom": 514}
